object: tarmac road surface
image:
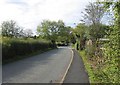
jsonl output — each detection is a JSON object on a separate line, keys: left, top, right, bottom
{"left": 2, "top": 47, "right": 72, "bottom": 83}
{"left": 63, "top": 49, "right": 89, "bottom": 84}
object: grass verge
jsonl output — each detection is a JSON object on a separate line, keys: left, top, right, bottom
{"left": 79, "top": 50, "right": 96, "bottom": 83}
{"left": 79, "top": 50, "right": 120, "bottom": 84}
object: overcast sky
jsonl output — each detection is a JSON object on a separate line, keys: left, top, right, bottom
{"left": 0, "top": 0, "right": 98, "bottom": 34}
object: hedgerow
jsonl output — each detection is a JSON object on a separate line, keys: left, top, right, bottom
{"left": 2, "top": 37, "right": 56, "bottom": 63}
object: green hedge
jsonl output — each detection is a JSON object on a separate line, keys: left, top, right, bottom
{"left": 2, "top": 37, "right": 56, "bottom": 63}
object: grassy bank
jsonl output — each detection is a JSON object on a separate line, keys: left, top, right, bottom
{"left": 79, "top": 50, "right": 95, "bottom": 83}
{"left": 79, "top": 50, "right": 119, "bottom": 84}
{"left": 2, "top": 37, "right": 57, "bottom": 64}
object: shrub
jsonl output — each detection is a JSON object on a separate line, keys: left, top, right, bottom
{"left": 2, "top": 37, "right": 56, "bottom": 63}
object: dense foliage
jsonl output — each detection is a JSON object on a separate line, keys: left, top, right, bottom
{"left": 37, "top": 20, "right": 72, "bottom": 44}
{"left": 102, "top": 0, "right": 120, "bottom": 83}
{"left": 2, "top": 37, "right": 56, "bottom": 63}
{"left": 73, "top": 0, "right": 120, "bottom": 83}
{"left": 73, "top": 23, "right": 87, "bottom": 50}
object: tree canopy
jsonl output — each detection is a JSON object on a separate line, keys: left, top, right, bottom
{"left": 1, "top": 20, "right": 23, "bottom": 37}
{"left": 81, "top": 1, "right": 106, "bottom": 40}
{"left": 37, "top": 20, "right": 72, "bottom": 43}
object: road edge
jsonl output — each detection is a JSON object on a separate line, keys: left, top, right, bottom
{"left": 59, "top": 48, "right": 74, "bottom": 84}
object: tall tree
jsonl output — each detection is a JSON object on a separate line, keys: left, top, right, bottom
{"left": 1, "top": 20, "right": 23, "bottom": 37}
{"left": 81, "top": 1, "right": 105, "bottom": 25}
{"left": 81, "top": 1, "right": 105, "bottom": 40}
{"left": 37, "top": 20, "right": 65, "bottom": 43}
{"left": 37, "top": 20, "right": 73, "bottom": 44}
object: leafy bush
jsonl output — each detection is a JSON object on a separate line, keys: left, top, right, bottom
{"left": 76, "top": 1, "right": 120, "bottom": 84}
{"left": 2, "top": 37, "right": 56, "bottom": 63}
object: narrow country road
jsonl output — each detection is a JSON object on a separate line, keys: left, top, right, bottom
{"left": 2, "top": 47, "right": 72, "bottom": 83}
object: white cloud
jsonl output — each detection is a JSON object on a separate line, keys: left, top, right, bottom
{"left": 0, "top": 0, "right": 96, "bottom": 34}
